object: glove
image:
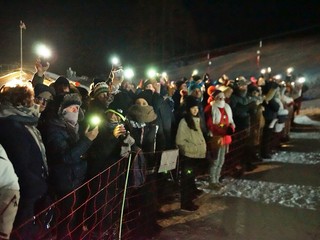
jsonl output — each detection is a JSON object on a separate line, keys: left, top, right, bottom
{"left": 226, "top": 125, "right": 235, "bottom": 135}
{"left": 120, "top": 145, "right": 130, "bottom": 157}
{"left": 123, "top": 133, "right": 135, "bottom": 146}
{"left": 120, "top": 134, "right": 135, "bottom": 157}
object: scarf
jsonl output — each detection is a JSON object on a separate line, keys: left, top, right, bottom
{"left": 62, "top": 111, "right": 79, "bottom": 126}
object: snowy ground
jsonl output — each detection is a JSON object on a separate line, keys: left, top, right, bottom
{"left": 197, "top": 127, "right": 320, "bottom": 212}
{"left": 294, "top": 115, "right": 320, "bottom": 126}
{"left": 200, "top": 176, "right": 320, "bottom": 211}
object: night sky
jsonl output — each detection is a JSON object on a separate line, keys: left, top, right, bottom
{"left": 1, "top": 0, "right": 319, "bottom": 78}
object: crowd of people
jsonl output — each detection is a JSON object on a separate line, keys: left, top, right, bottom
{"left": 0, "top": 59, "right": 306, "bottom": 239}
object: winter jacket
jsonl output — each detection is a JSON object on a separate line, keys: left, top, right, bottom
{"left": 176, "top": 117, "right": 206, "bottom": 159}
{"left": 42, "top": 118, "right": 92, "bottom": 193}
{"left": 0, "top": 144, "right": 19, "bottom": 190}
{"left": 261, "top": 82, "right": 280, "bottom": 122}
{"left": 86, "top": 121, "right": 124, "bottom": 178}
{"left": 31, "top": 73, "right": 45, "bottom": 87}
{"left": 137, "top": 90, "right": 175, "bottom": 150}
{"left": 229, "top": 89, "right": 255, "bottom": 131}
{"left": 128, "top": 120, "right": 159, "bottom": 171}
{"left": 205, "top": 102, "right": 235, "bottom": 135}
{"left": 176, "top": 97, "right": 208, "bottom": 139}
{"left": 0, "top": 104, "right": 47, "bottom": 199}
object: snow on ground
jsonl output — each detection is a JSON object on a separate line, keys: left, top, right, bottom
{"left": 201, "top": 178, "right": 320, "bottom": 211}
{"left": 266, "top": 151, "right": 320, "bottom": 165}
{"left": 294, "top": 115, "right": 320, "bottom": 126}
{"left": 195, "top": 130, "right": 320, "bottom": 212}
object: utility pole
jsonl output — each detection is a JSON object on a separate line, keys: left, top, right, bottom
{"left": 19, "top": 21, "right": 26, "bottom": 80}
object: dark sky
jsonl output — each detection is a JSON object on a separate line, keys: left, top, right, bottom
{"left": 1, "top": 0, "right": 319, "bottom": 78}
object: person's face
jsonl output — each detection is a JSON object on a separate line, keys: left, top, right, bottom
{"left": 180, "top": 83, "right": 187, "bottom": 91}
{"left": 215, "top": 95, "right": 225, "bottom": 102}
{"left": 189, "top": 105, "right": 199, "bottom": 117}
{"left": 153, "top": 82, "right": 161, "bottom": 93}
{"left": 191, "top": 88, "right": 202, "bottom": 99}
{"left": 135, "top": 98, "right": 148, "bottom": 106}
{"left": 62, "top": 86, "right": 70, "bottom": 93}
{"left": 97, "top": 92, "right": 110, "bottom": 105}
{"left": 106, "top": 112, "right": 121, "bottom": 123}
{"left": 145, "top": 83, "right": 155, "bottom": 92}
{"left": 214, "top": 93, "right": 226, "bottom": 108}
{"left": 56, "top": 85, "right": 70, "bottom": 95}
{"left": 122, "top": 81, "right": 133, "bottom": 92}
{"left": 239, "top": 84, "right": 248, "bottom": 91}
{"left": 34, "top": 91, "right": 53, "bottom": 112}
{"left": 252, "top": 90, "right": 259, "bottom": 97}
{"left": 258, "top": 77, "right": 265, "bottom": 86}
{"left": 64, "top": 105, "right": 79, "bottom": 113}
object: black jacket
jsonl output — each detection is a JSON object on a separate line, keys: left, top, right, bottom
{"left": 0, "top": 106, "right": 48, "bottom": 199}
{"left": 42, "top": 118, "right": 92, "bottom": 193}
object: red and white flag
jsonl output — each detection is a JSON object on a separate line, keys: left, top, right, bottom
{"left": 20, "top": 21, "right": 26, "bottom": 30}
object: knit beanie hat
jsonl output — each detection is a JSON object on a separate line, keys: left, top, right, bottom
{"left": 106, "top": 100, "right": 126, "bottom": 121}
{"left": 93, "top": 82, "right": 109, "bottom": 98}
{"left": 188, "top": 81, "right": 202, "bottom": 94}
{"left": 34, "top": 83, "right": 55, "bottom": 97}
{"left": 192, "top": 75, "right": 202, "bottom": 82}
{"left": 93, "top": 78, "right": 106, "bottom": 87}
{"left": 184, "top": 95, "right": 198, "bottom": 110}
{"left": 55, "top": 76, "right": 70, "bottom": 86}
{"left": 58, "top": 93, "right": 82, "bottom": 113}
{"left": 175, "top": 79, "right": 186, "bottom": 90}
{"left": 236, "top": 76, "right": 250, "bottom": 87}
{"left": 127, "top": 104, "right": 157, "bottom": 123}
{"left": 207, "top": 85, "right": 216, "bottom": 96}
